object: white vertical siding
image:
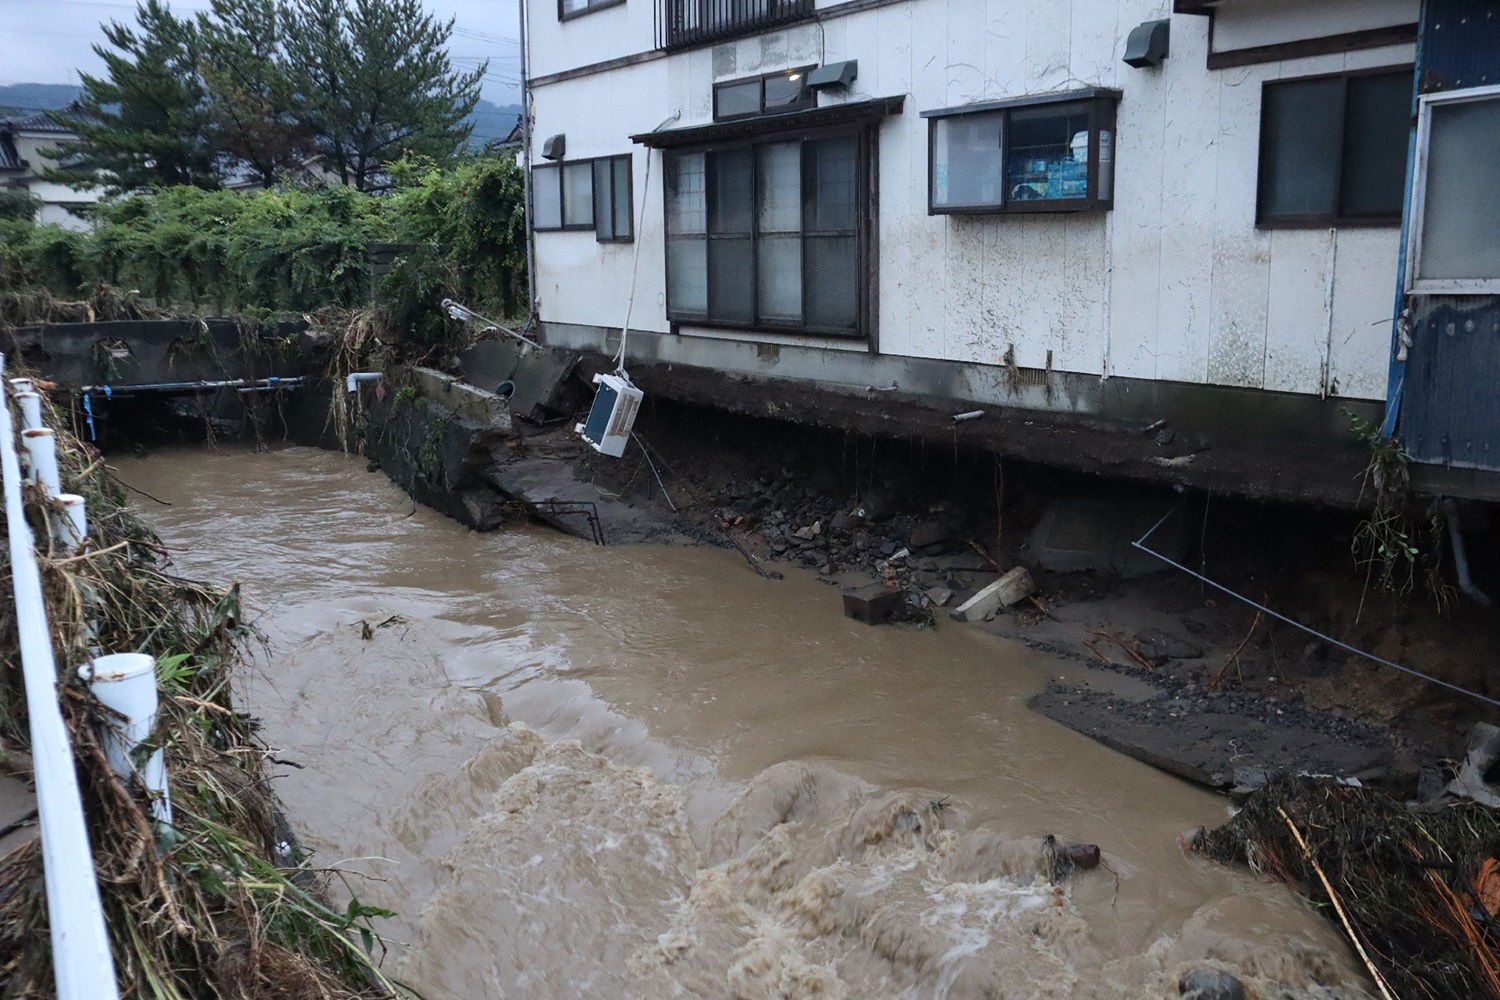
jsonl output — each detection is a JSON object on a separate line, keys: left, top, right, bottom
{"left": 525, "top": 0, "right": 1411, "bottom": 401}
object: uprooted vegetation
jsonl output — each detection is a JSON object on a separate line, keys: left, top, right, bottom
{"left": 1194, "top": 777, "right": 1500, "bottom": 1000}
{"left": 0, "top": 389, "right": 401, "bottom": 998}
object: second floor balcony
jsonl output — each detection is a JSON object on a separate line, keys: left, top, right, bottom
{"left": 657, "top": 0, "right": 815, "bottom": 51}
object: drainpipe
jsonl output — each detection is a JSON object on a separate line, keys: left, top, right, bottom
{"left": 1443, "top": 498, "right": 1491, "bottom": 608}
{"left": 518, "top": 0, "right": 539, "bottom": 332}
{"left": 345, "top": 372, "right": 383, "bottom": 393}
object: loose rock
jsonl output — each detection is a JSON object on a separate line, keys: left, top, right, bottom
{"left": 1178, "top": 968, "right": 1245, "bottom": 1000}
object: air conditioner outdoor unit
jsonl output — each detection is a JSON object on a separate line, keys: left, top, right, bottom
{"left": 576, "top": 372, "right": 642, "bottom": 458}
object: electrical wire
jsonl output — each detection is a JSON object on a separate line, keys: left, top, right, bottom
{"left": 611, "top": 110, "right": 680, "bottom": 381}
{"left": 1132, "top": 504, "right": 1500, "bottom": 711}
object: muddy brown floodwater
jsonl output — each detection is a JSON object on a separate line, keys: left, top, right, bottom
{"left": 123, "top": 444, "right": 1372, "bottom": 1000}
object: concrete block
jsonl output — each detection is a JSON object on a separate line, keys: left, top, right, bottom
{"left": 842, "top": 583, "right": 907, "bottom": 626}
{"left": 1025, "top": 496, "right": 1188, "bottom": 578}
{"left": 410, "top": 366, "right": 512, "bottom": 431}
{"left": 950, "top": 566, "right": 1034, "bottom": 622}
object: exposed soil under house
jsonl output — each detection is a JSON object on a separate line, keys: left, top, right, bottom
{"left": 482, "top": 396, "right": 1500, "bottom": 795}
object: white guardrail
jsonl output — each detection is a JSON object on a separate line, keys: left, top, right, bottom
{"left": 0, "top": 359, "right": 121, "bottom": 998}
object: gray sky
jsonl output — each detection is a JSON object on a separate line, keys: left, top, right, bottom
{"left": 0, "top": 0, "right": 521, "bottom": 104}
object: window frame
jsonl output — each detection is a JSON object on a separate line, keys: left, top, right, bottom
{"left": 534, "top": 155, "right": 636, "bottom": 240}
{"left": 712, "top": 66, "right": 817, "bottom": 123}
{"left": 558, "top": 0, "right": 625, "bottom": 23}
{"left": 1406, "top": 82, "right": 1500, "bottom": 295}
{"left": 923, "top": 88, "right": 1120, "bottom": 216}
{"left": 663, "top": 122, "right": 872, "bottom": 340}
{"left": 1255, "top": 64, "right": 1412, "bottom": 230}
{"left": 593, "top": 153, "right": 635, "bottom": 244}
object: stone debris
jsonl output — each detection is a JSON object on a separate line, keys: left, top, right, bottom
{"left": 949, "top": 566, "right": 1035, "bottom": 623}
{"left": 1178, "top": 968, "right": 1246, "bottom": 1000}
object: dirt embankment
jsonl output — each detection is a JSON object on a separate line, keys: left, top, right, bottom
{"left": 471, "top": 397, "right": 1498, "bottom": 796}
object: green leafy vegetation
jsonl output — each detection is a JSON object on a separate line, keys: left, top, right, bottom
{"left": 0, "top": 154, "right": 525, "bottom": 347}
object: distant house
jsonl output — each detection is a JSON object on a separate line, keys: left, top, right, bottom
{"left": 0, "top": 105, "right": 100, "bottom": 229}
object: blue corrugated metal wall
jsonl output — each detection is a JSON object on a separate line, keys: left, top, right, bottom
{"left": 1397, "top": 0, "right": 1500, "bottom": 470}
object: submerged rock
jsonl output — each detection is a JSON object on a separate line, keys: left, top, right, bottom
{"left": 1178, "top": 968, "right": 1246, "bottom": 1000}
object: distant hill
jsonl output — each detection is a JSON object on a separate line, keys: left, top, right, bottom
{"left": 0, "top": 82, "right": 521, "bottom": 149}
{"left": 0, "top": 82, "right": 85, "bottom": 115}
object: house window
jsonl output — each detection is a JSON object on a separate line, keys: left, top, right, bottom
{"left": 593, "top": 155, "right": 634, "bottom": 242}
{"left": 1257, "top": 67, "right": 1411, "bottom": 227}
{"left": 664, "top": 130, "right": 863, "bottom": 335}
{"left": 534, "top": 157, "right": 634, "bottom": 241}
{"left": 713, "top": 68, "right": 815, "bottom": 122}
{"left": 559, "top": 0, "right": 624, "bottom": 21}
{"left": 1408, "top": 86, "right": 1500, "bottom": 294}
{"left": 924, "top": 89, "right": 1119, "bottom": 214}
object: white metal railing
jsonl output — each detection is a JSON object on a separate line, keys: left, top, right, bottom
{"left": 0, "top": 358, "right": 120, "bottom": 999}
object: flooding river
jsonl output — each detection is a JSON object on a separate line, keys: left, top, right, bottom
{"left": 124, "top": 445, "right": 1369, "bottom": 1000}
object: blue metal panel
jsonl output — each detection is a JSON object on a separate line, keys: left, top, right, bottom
{"left": 1416, "top": 0, "right": 1500, "bottom": 94}
{"left": 1403, "top": 298, "right": 1500, "bottom": 468}
{"left": 582, "top": 381, "right": 618, "bottom": 447}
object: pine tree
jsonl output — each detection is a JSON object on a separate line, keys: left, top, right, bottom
{"left": 45, "top": 0, "right": 220, "bottom": 193}
{"left": 282, "top": 0, "right": 484, "bottom": 191}
{"left": 198, "top": 0, "right": 305, "bottom": 189}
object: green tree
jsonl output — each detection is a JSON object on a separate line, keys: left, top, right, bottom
{"left": 45, "top": 0, "right": 220, "bottom": 193}
{"left": 282, "top": 0, "right": 484, "bottom": 191}
{"left": 198, "top": 0, "right": 305, "bottom": 189}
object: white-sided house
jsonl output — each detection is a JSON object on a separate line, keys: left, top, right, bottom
{"left": 518, "top": 0, "right": 1442, "bottom": 504}
{"left": 0, "top": 108, "right": 101, "bottom": 230}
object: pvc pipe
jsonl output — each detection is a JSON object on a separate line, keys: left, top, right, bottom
{"left": 14, "top": 391, "right": 43, "bottom": 430}
{"left": 79, "top": 654, "right": 171, "bottom": 824}
{"left": 51, "top": 493, "right": 87, "bottom": 555}
{"left": 0, "top": 358, "right": 119, "bottom": 999}
{"left": 81, "top": 376, "right": 304, "bottom": 395}
{"left": 1444, "top": 498, "right": 1492, "bottom": 608}
{"left": 8, "top": 377, "right": 33, "bottom": 394}
{"left": 21, "top": 428, "right": 59, "bottom": 495}
{"left": 346, "top": 371, "right": 383, "bottom": 393}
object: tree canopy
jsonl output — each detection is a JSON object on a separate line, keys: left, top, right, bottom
{"left": 48, "top": 0, "right": 486, "bottom": 193}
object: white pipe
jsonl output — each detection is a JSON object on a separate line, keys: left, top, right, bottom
{"left": 51, "top": 493, "right": 87, "bottom": 555}
{"left": 346, "top": 372, "right": 383, "bottom": 393}
{"left": 21, "top": 427, "right": 59, "bottom": 495}
{"left": 0, "top": 358, "right": 119, "bottom": 999}
{"left": 79, "top": 654, "right": 171, "bottom": 824}
{"left": 9, "top": 377, "right": 33, "bottom": 394}
{"left": 14, "top": 391, "right": 43, "bottom": 431}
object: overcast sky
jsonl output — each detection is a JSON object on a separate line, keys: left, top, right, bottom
{"left": 0, "top": 0, "right": 521, "bottom": 104}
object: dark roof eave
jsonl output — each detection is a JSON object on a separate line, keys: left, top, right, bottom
{"left": 631, "top": 95, "right": 905, "bottom": 148}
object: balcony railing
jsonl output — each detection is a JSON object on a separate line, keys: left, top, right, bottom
{"left": 656, "top": 0, "right": 815, "bottom": 51}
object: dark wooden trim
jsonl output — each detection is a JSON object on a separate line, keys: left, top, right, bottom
{"left": 529, "top": 0, "right": 909, "bottom": 90}
{"left": 557, "top": 0, "right": 626, "bottom": 23}
{"left": 713, "top": 65, "right": 816, "bottom": 122}
{"left": 920, "top": 87, "right": 1122, "bottom": 119}
{"left": 1207, "top": 22, "right": 1417, "bottom": 70}
{"left": 633, "top": 95, "right": 904, "bottom": 148}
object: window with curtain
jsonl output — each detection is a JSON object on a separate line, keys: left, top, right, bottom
{"left": 665, "top": 132, "right": 862, "bottom": 336}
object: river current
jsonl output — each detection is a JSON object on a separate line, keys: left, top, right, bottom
{"left": 123, "top": 444, "right": 1370, "bottom": 1000}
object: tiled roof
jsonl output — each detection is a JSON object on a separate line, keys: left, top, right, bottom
{"left": 0, "top": 133, "right": 21, "bottom": 171}
{"left": 2, "top": 104, "right": 87, "bottom": 135}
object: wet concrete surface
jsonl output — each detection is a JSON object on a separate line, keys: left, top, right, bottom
{"left": 116, "top": 443, "right": 1376, "bottom": 1000}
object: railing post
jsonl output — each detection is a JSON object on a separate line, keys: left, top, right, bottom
{"left": 79, "top": 654, "right": 171, "bottom": 824}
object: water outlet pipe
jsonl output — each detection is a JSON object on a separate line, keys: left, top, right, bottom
{"left": 1444, "top": 498, "right": 1491, "bottom": 608}
{"left": 346, "top": 372, "right": 383, "bottom": 393}
{"left": 14, "top": 391, "right": 43, "bottom": 430}
{"left": 8, "top": 377, "right": 33, "bottom": 394}
{"left": 21, "top": 427, "right": 59, "bottom": 494}
{"left": 51, "top": 493, "right": 87, "bottom": 554}
{"left": 80, "top": 653, "right": 171, "bottom": 824}
{"left": 0, "top": 357, "right": 119, "bottom": 999}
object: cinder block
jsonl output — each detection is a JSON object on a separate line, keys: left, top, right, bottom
{"left": 843, "top": 583, "right": 906, "bottom": 626}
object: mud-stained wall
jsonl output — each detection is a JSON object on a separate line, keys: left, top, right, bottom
{"left": 524, "top": 0, "right": 1411, "bottom": 402}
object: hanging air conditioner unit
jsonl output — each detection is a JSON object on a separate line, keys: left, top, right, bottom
{"left": 577, "top": 372, "right": 642, "bottom": 458}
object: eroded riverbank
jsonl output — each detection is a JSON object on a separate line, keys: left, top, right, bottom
{"left": 121, "top": 443, "right": 1371, "bottom": 999}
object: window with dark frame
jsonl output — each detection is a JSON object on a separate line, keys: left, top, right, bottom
{"left": 533, "top": 155, "right": 634, "bottom": 242}
{"left": 559, "top": 0, "right": 624, "bottom": 22}
{"left": 664, "top": 129, "right": 863, "bottom": 336}
{"left": 1257, "top": 66, "right": 1411, "bottom": 227}
{"left": 924, "top": 89, "right": 1119, "bottom": 215}
{"left": 713, "top": 67, "right": 816, "bottom": 122}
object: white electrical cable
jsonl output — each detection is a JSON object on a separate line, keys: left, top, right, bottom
{"left": 613, "top": 111, "right": 681, "bottom": 381}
